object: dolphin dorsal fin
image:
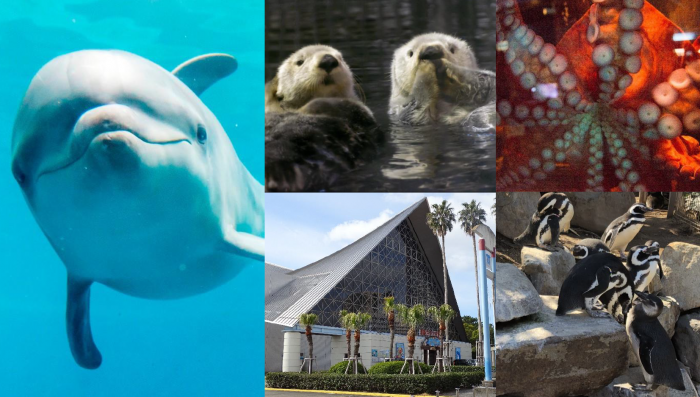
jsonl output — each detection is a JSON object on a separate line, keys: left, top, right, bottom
{"left": 172, "top": 53, "right": 237, "bottom": 96}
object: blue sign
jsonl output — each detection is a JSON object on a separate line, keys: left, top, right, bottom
{"left": 395, "top": 343, "right": 405, "bottom": 360}
{"left": 455, "top": 347, "right": 461, "bottom": 360}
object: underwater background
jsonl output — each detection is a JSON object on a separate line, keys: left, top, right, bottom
{"left": 0, "top": 0, "right": 263, "bottom": 395}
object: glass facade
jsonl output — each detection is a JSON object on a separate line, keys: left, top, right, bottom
{"left": 308, "top": 219, "right": 462, "bottom": 340}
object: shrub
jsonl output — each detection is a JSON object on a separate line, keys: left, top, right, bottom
{"left": 459, "top": 369, "right": 485, "bottom": 387}
{"left": 368, "top": 361, "right": 432, "bottom": 375}
{"left": 452, "top": 365, "right": 484, "bottom": 373}
{"left": 328, "top": 361, "right": 367, "bottom": 374}
{"left": 265, "top": 372, "right": 464, "bottom": 394}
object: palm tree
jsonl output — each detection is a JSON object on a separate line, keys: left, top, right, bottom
{"left": 396, "top": 303, "right": 426, "bottom": 374}
{"left": 428, "top": 304, "right": 456, "bottom": 372}
{"left": 383, "top": 296, "right": 396, "bottom": 360}
{"left": 426, "top": 200, "right": 456, "bottom": 306}
{"left": 299, "top": 313, "right": 318, "bottom": 373}
{"left": 459, "top": 200, "right": 487, "bottom": 365}
{"left": 339, "top": 310, "right": 353, "bottom": 360}
{"left": 352, "top": 312, "right": 372, "bottom": 358}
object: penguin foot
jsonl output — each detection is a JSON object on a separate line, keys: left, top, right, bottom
{"left": 632, "top": 383, "right": 652, "bottom": 391}
{"left": 586, "top": 308, "right": 611, "bottom": 318}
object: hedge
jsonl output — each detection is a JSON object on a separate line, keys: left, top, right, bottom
{"left": 265, "top": 372, "right": 465, "bottom": 394}
{"left": 328, "top": 361, "right": 367, "bottom": 374}
{"left": 367, "top": 361, "right": 432, "bottom": 374}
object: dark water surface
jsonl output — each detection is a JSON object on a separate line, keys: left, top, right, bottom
{"left": 266, "top": 0, "right": 496, "bottom": 192}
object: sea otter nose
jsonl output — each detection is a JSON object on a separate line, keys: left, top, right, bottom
{"left": 318, "top": 54, "right": 339, "bottom": 73}
{"left": 419, "top": 46, "right": 444, "bottom": 61}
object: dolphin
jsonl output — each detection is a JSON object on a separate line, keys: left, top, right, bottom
{"left": 10, "top": 50, "right": 264, "bottom": 369}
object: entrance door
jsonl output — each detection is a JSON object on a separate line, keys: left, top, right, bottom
{"left": 428, "top": 350, "right": 436, "bottom": 365}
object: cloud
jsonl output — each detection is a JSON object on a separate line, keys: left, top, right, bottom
{"left": 326, "top": 209, "right": 395, "bottom": 242}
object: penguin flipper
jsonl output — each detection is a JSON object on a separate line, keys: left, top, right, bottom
{"left": 636, "top": 330, "right": 654, "bottom": 376}
{"left": 582, "top": 268, "right": 612, "bottom": 298}
{"left": 66, "top": 275, "right": 102, "bottom": 369}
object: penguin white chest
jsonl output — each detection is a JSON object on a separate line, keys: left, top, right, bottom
{"left": 537, "top": 224, "right": 551, "bottom": 247}
{"left": 560, "top": 203, "right": 574, "bottom": 232}
{"left": 611, "top": 223, "right": 643, "bottom": 251}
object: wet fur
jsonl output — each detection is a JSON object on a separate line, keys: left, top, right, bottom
{"left": 389, "top": 33, "right": 496, "bottom": 129}
{"left": 265, "top": 45, "right": 382, "bottom": 191}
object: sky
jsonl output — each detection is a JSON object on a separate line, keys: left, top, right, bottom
{"left": 265, "top": 193, "right": 496, "bottom": 320}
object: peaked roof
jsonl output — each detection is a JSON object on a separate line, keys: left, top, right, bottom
{"left": 265, "top": 198, "right": 468, "bottom": 342}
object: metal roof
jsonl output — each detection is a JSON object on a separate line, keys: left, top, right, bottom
{"left": 264, "top": 198, "right": 468, "bottom": 342}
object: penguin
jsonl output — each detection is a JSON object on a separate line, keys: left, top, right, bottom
{"left": 572, "top": 238, "right": 610, "bottom": 262}
{"left": 538, "top": 192, "right": 574, "bottom": 233}
{"left": 513, "top": 209, "right": 561, "bottom": 250}
{"left": 602, "top": 203, "right": 652, "bottom": 258}
{"left": 598, "top": 245, "right": 661, "bottom": 325}
{"left": 646, "top": 193, "right": 665, "bottom": 210}
{"left": 626, "top": 291, "right": 686, "bottom": 391}
{"left": 626, "top": 242, "right": 662, "bottom": 293}
{"left": 556, "top": 252, "right": 630, "bottom": 318}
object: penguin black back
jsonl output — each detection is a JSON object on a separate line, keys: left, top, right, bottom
{"left": 556, "top": 252, "right": 628, "bottom": 316}
{"left": 627, "top": 291, "right": 686, "bottom": 391}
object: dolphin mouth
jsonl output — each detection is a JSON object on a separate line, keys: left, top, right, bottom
{"left": 35, "top": 104, "right": 191, "bottom": 181}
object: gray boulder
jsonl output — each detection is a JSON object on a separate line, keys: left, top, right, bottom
{"left": 590, "top": 365, "right": 698, "bottom": 397}
{"left": 629, "top": 296, "right": 681, "bottom": 367}
{"left": 653, "top": 243, "right": 700, "bottom": 311}
{"left": 673, "top": 312, "right": 700, "bottom": 383}
{"left": 568, "top": 192, "right": 636, "bottom": 234}
{"left": 496, "top": 296, "right": 629, "bottom": 397}
{"left": 495, "top": 262, "right": 543, "bottom": 323}
{"left": 496, "top": 192, "right": 539, "bottom": 239}
{"left": 521, "top": 246, "right": 576, "bottom": 295}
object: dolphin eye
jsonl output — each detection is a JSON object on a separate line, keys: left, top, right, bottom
{"left": 196, "top": 125, "right": 207, "bottom": 144}
{"left": 408, "top": 50, "right": 414, "bottom": 57}
{"left": 13, "top": 168, "right": 25, "bottom": 184}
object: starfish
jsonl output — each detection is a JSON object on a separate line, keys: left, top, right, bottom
{"left": 496, "top": 0, "right": 700, "bottom": 191}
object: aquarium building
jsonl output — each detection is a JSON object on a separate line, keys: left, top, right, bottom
{"left": 265, "top": 198, "right": 471, "bottom": 372}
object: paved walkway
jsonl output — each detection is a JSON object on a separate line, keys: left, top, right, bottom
{"left": 265, "top": 388, "right": 472, "bottom": 396}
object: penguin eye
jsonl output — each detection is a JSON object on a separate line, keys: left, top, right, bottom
{"left": 296, "top": 59, "right": 304, "bottom": 66}
{"left": 408, "top": 50, "right": 414, "bottom": 57}
{"left": 196, "top": 125, "right": 207, "bottom": 144}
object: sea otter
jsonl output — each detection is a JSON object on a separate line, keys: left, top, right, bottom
{"left": 265, "top": 45, "right": 382, "bottom": 191}
{"left": 389, "top": 33, "right": 496, "bottom": 130}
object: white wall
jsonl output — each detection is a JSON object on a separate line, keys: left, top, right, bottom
{"left": 274, "top": 327, "right": 472, "bottom": 372}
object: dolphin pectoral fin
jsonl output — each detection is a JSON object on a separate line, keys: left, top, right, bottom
{"left": 221, "top": 228, "right": 265, "bottom": 261}
{"left": 172, "top": 54, "right": 238, "bottom": 96}
{"left": 66, "top": 276, "right": 102, "bottom": 369}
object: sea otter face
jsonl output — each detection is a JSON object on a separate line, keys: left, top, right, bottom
{"left": 275, "top": 45, "right": 357, "bottom": 110}
{"left": 391, "top": 33, "right": 478, "bottom": 96}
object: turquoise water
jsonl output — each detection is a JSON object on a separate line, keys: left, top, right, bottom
{"left": 0, "top": 1, "right": 263, "bottom": 396}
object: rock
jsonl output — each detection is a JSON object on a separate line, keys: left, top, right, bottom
{"left": 495, "top": 262, "right": 543, "bottom": 323}
{"left": 496, "top": 296, "right": 629, "bottom": 397}
{"left": 652, "top": 243, "right": 700, "bottom": 311}
{"left": 496, "top": 192, "right": 540, "bottom": 240}
{"left": 673, "top": 312, "right": 700, "bottom": 383}
{"left": 567, "top": 192, "right": 636, "bottom": 234}
{"left": 521, "top": 246, "right": 576, "bottom": 295}
{"left": 629, "top": 296, "right": 681, "bottom": 367}
{"left": 590, "top": 365, "right": 698, "bottom": 397}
